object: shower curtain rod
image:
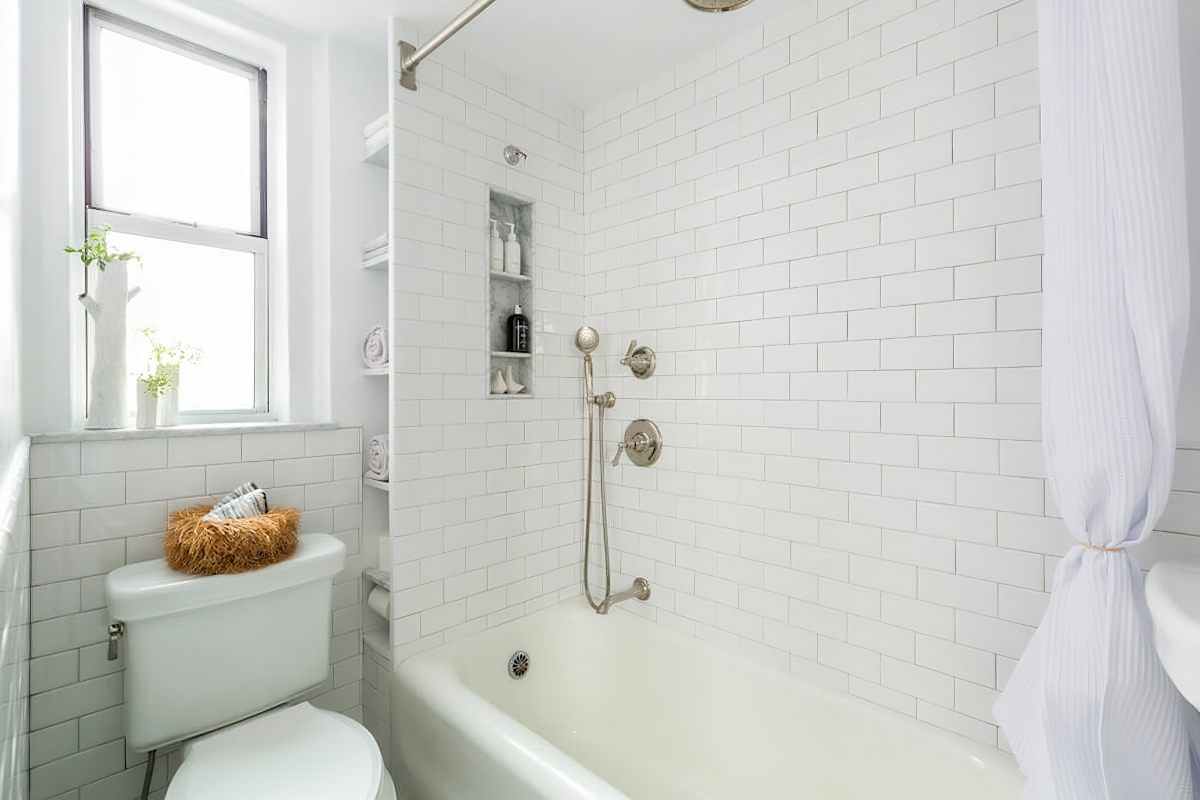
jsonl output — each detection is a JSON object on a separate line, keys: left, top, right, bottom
{"left": 398, "top": 0, "right": 499, "bottom": 91}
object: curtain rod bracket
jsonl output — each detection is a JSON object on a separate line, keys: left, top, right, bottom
{"left": 398, "top": 41, "right": 418, "bottom": 91}
{"left": 397, "top": 0, "right": 499, "bottom": 92}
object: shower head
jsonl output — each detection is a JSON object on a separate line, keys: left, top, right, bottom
{"left": 683, "top": 0, "right": 756, "bottom": 11}
{"left": 575, "top": 326, "right": 600, "bottom": 355}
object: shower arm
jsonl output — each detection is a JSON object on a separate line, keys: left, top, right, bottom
{"left": 399, "top": 0, "right": 499, "bottom": 91}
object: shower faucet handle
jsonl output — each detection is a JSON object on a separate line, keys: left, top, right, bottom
{"left": 613, "top": 419, "right": 663, "bottom": 468}
{"left": 620, "top": 340, "right": 657, "bottom": 380}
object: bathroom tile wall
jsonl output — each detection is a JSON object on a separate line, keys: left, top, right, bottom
{"left": 388, "top": 20, "right": 587, "bottom": 663}
{"left": 24, "top": 426, "right": 366, "bottom": 800}
{"left": 582, "top": 0, "right": 1065, "bottom": 748}
{"left": 0, "top": 442, "right": 31, "bottom": 800}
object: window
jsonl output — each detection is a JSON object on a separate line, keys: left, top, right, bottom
{"left": 84, "top": 7, "right": 269, "bottom": 420}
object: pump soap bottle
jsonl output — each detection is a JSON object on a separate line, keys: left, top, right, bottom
{"left": 489, "top": 220, "right": 503, "bottom": 273}
{"left": 508, "top": 303, "right": 529, "bottom": 353}
{"left": 503, "top": 223, "right": 522, "bottom": 275}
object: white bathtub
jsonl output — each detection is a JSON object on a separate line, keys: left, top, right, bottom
{"left": 391, "top": 599, "right": 1024, "bottom": 799}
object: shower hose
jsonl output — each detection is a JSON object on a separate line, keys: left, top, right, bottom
{"left": 582, "top": 395, "right": 612, "bottom": 611}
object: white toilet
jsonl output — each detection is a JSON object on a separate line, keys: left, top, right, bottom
{"left": 106, "top": 533, "right": 396, "bottom": 800}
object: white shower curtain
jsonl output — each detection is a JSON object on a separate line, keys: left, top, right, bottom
{"left": 992, "top": 1, "right": 1199, "bottom": 798}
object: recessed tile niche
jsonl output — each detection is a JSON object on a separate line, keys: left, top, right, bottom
{"left": 487, "top": 188, "right": 534, "bottom": 398}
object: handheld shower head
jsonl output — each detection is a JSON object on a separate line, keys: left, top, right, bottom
{"left": 575, "top": 326, "right": 600, "bottom": 355}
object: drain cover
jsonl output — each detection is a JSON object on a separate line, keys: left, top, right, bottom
{"left": 508, "top": 651, "right": 530, "bottom": 679}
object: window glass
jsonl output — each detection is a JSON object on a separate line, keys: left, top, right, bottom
{"left": 84, "top": 7, "right": 269, "bottom": 422}
{"left": 92, "top": 25, "right": 259, "bottom": 232}
{"left": 113, "top": 232, "right": 258, "bottom": 411}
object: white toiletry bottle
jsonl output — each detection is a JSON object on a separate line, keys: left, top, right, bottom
{"left": 489, "top": 220, "right": 504, "bottom": 273}
{"left": 504, "top": 222, "right": 521, "bottom": 275}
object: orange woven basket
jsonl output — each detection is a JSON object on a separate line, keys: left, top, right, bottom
{"left": 164, "top": 505, "right": 300, "bottom": 575}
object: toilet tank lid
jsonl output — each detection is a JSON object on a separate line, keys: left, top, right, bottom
{"left": 107, "top": 533, "right": 346, "bottom": 621}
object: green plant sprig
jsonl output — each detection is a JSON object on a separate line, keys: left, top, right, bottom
{"left": 64, "top": 226, "right": 141, "bottom": 271}
{"left": 138, "top": 372, "right": 174, "bottom": 398}
{"left": 137, "top": 328, "right": 202, "bottom": 396}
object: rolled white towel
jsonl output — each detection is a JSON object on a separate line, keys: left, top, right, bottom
{"left": 203, "top": 482, "right": 269, "bottom": 521}
{"left": 363, "top": 233, "right": 388, "bottom": 254}
{"left": 361, "top": 325, "right": 389, "bottom": 368}
{"left": 364, "top": 434, "right": 389, "bottom": 481}
{"left": 204, "top": 489, "right": 268, "bottom": 520}
{"left": 362, "top": 115, "right": 388, "bottom": 140}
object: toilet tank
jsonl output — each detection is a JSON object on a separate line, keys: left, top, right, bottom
{"left": 106, "top": 533, "right": 346, "bottom": 752}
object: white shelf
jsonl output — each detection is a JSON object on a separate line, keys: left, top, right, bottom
{"left": 362, "top": 114, "right": 389, "bottom": 167}
{"left": 362, "top": 626, "right": 390, "bottom": 660}
{"left": 491, "top": 351, "right": 531, "bottom": 359}
{"left": 490, "top": 270, "right": 531, "bottom": 284}
{"left": 364, "top": 366, "right": 389, "bottom": 376}
{"left": 363, "top": 477, "right": 389, "bottom": 492}
{"left": 362, "top": 250, "right": 388, "bottom": 270}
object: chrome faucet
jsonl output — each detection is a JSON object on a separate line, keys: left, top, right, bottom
{"left": 597, "top": 577, "right": 651, "bottom": 615}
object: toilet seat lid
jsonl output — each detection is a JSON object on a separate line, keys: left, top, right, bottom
{"left": 166, "top": 702, "right": 382, "bottom": 800}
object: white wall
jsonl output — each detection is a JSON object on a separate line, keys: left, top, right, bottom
{"left": 388, "top": 18, "right": 588, "bottom": 663}
{"left": 578, "top": 0, "right": 1200, "bottom": 747}
{"left": 0, "top": 0, "right": 30, "bottom": 796}
{"left": 319, "top": 36, "right": 390, "bottom": 565}
{"left": 25, "top": 427, "right": 366, "bottom": 800}
{"left": 19, "top": 0, "right": 334, "bottom": 432}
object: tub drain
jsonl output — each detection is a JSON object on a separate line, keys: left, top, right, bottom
{"left": 508, "top": 651, "right": 530, "bottom": 679}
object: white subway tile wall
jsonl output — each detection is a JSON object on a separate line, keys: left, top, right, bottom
{"left": 388, "top": 21, "right": 586, "bottom": 664}
{"left": 577, "top": 0, "right": 1200, "bottom": 750}
{"left": 25, "top": 428, "right": 366, "bottom": 800}
{"left": 1, "top": 441, "right": 31, "bottom": 800}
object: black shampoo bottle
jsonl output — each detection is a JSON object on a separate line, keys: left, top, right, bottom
{"left": 508, "top": 304, "right": 529, "bottom": 353}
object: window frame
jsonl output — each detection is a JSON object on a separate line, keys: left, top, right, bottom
{"left": 82, "top": 6, "right": 272, "bottom": 422}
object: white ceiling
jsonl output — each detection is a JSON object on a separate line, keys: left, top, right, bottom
{"left": 227, "top": 0, "right": 790, "bottom": 108}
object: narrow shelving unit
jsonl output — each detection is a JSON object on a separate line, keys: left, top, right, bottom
{"left": 362, "top": 113, "right": 389, "bottom": 167}
{"left": 364, "top": 568, "right": 392, "bottom": 591}
{"left": 362, "top": 626, "right": 390, "bottom": 659}
{"left": 361, "top": 110, "right": 393, "bottom": 662}
{"left": 361, "top": 566, "right": 391, "bottom": 658}
{"left": 487, "top": 187, "right": 535, "bottom": 399}
{"left": 362, "top": 249, "right": 388, "bottom": 270}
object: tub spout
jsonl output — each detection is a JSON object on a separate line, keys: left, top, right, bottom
{"left": 597, "top": 577, "right": 651, "bottom": 615}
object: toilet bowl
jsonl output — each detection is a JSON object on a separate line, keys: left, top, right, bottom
{"left": 166, "top": 702, "right": 395, "bottom": 800}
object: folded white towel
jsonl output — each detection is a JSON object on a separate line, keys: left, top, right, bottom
{"left": 364, "top": 434, "right": 389, "bottom": 481}
{"left": 363, "top": 115, "right": 388, "bottom": 140}
{"left": 362, "top": 325, "right": 389, "bottom": 368}
{"left": 363, "top": 233, "right": 388, "bottom": 253}
{"left": 203, "top": 482, "right": 268, "bottom": 521}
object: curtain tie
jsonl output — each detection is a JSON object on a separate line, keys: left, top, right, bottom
{"left": 1081, "top": 542, "right": 1126, "bottom": 553}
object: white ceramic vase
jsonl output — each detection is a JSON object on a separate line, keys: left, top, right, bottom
{"left": 504, "top": 365, "right": 524, "bottom": 394}
{"left": 158, "top": 365, "right": 180, "bottom": 427}
{"left": 79, "top": 258, "right": 140, "bottom": 429}
{"left": 135, "top": 387, "right": 158, "bottom": 431}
